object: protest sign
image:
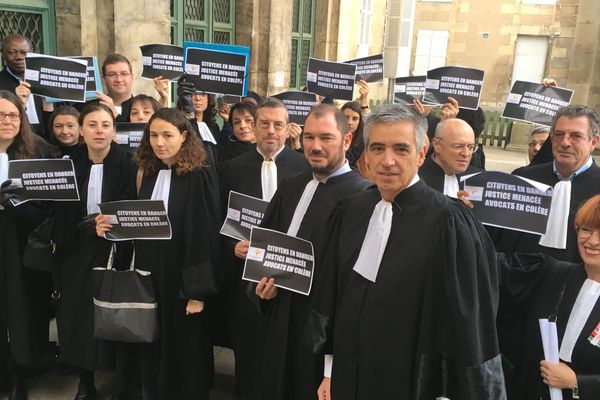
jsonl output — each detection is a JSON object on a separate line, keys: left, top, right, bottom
{"left": 25, "top": 54, "right": 88, "bottom": 102}
{"left": 462, "top": 171, "right": 553, "bottom": 235}
{"left": 394, "top": 76, "right": 426, "bottom": 104}
{"left": 8, "top": 159, "right": 79, "bottom": 206}
{"left": 243, "top": 227, "right": 315, "bottom": 296}
{"left": 502, "top": 81, "right": 574, "bottom": 127}
{"left": 423, "top": 66, "right": 484, "bottom": 110}
{"left": 306, "top": 58, "right": 356, "bottom": 101}
{"left": 98, "top": 200, "right": 172, "bottom": 241}
{"left": 220, "top": 191, "right": 269, "bottom": 241}
{"left": 273, "top": 91, "right": 318, "bottom": 125}
{"left": 45, "top": 56, "right": 102, "bottom": 103}
{"left": 140, "top": 44, "right": 184, "bottom": 80}
{"left": 344, "top": 54, "right": 384, "bottom": 83}
{"left": 220, "top": 95, "right": 242, "bottom": 104}
{"left": 183, "top": 41, "right": 250, "bottom": 96}
{"left": 115, "top": 122, "right": 146, "bottom": 153}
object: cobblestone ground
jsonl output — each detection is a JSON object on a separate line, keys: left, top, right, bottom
{"left": 0, "top": 147, "right": 525, "bottom": 400}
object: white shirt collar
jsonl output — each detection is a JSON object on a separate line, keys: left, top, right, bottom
{"left": 256, "top": 145, "right": 285, "bottom": 161}
{"left": 317, "top": 160, "right": 351, "bottom": 183}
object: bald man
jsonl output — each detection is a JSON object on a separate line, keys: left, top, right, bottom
{"left": 418, "top": 118, "right": 482, "bottom": 197}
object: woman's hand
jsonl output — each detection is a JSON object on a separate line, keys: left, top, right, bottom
{"left": 95, "top": 213, "right": 113, "bottom": 238}
{"left": 153, "top": 76, "right": 170, "bottom": 107}
{"left": 540, "top": 360, "right": 577, "bottom": 389}
{"left": 95, "top": 92, "right": 119, "bottom": 117}
{"left": 219, "top": 103, "right": 230, "bottom": 122}
{"left": 256, "top": 277, "right": 278, "bottom": 300}
{"left": 186, "top": 299, "right": 205, "bottom": 315}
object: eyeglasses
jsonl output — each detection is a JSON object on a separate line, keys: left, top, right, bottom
{"left": 0, "top": 112, "right": 20, "bottom": 121}
{"left": 551, "top": 131, "right": 588, "bottom": 144}
{"left": 436, "top": 138, "right": 478, "bottom": 152}
{"left": 257, "top": 119, "right": 287, "bottom": 131}
{"left": 6, "top": 50, "right": 28, "bottom": 57}
{"left": 577, "top": 226, "right": 600, "bottom": 240}
{"left": 104, "top": 72, "right": 132, "bottom": 79}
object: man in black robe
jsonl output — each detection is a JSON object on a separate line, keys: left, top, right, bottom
{"left": 493, "top": 105, "right": 600, "bottom": 263}
{"left": 305, "top": 104, "right": 505, "bottom": 400}
{"left": 218, "top": 97, "right": 308, "bottom": 399}
{"left": 491, "top": 105, "right": 600, "bottom": 397}
{"left": 248, "top": 104, "right": 371, "bottom": 400}
{"left": 419, "top": 118, "right": 481, "bottom": 196}
{"left": 0, "top": 34, "right": 46, "bottom": 137}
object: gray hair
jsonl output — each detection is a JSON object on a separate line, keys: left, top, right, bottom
{"left": 364, "top": 103, "right": 428, "bottom": 151}
{"left": 530, "top": 125, "right": 550, "bottom": 137}
{"left": 551, "top": 104, "right": 599, "bottom": 139}
{"left": 1, "top": 34, "right": 32, "bottom": 53}
{"left": 255, "top": 97, "right": 289, "bottom": 123}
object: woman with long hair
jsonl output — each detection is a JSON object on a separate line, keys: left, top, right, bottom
{"left": 341, "top": 101, "right": 365, "bottom": 169}
{"left": 97, "top": 107, "right": 220, "bottom": 399}
{"left": 0, "top": 90, "right": 57, "bottom": 399}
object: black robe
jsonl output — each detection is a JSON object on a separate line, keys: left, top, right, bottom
{"left": 498, "top": 253, "right": 600, "bottom": 400}
{"left": 52, "top": 142, "right": 136, "bottom": 371}
{"left": 0, "top": 139, "right": 57, "bottom": 372}
{"left": 493, "top": 161, "right": 600, "bottom": 264}
{"left": 255, "top": 169, "right": 371, "bottom": 400}
{"left": 216, "top": 145, "right": 308, "bottom": 398}
{"left": 189, "top": 118, "right": 221, "bottom": 170}
{"left": 418, "top": 156, "right": 481, "bottom": 194}
{"left": 305, "top": 182, "right": 506, "bottom": 400}
{"left": 135, "top": 164, "right": 221, "bottom": 400}
{"left": 218, "top": 136, "right": 255, "bottom": 163}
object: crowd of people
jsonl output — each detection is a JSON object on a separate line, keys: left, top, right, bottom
{"left": 0, "top": 32, "right": 599, "bottom": 400}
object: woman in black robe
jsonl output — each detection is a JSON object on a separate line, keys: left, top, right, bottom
{"left": 0, "top": 90, "right": 58, "bottom": 399}
{"left": 98, "top": 107, "right": 220, "bottom": 399}
{"left": 52, "top": 103, "right": 136, "bottom": 399}
{"left": 47, "top": 105, "right": 83, "bottom": 158}
{"left": 218, "top": 101, "right": 256, "bottom": 162}
{"left": 499, "top": 194, "right": 600, "bottom": 400}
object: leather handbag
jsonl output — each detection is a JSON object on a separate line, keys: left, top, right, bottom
{"left": 93, "top": 244, "right": 159, "bottom": 343}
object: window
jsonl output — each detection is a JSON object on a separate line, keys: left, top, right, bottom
{"left": 171, "top": 0, "right": 235, "bottom": 45}
{"left": 290, "top": 0, "right": 316, "bottom": 89}
{"left": 357, "top": 0, "right": 372, "bottom": 58}
{"left": 0, "top": 0, "right": 56, "bottom": 64}
{"left": 413, "top": 29, "right": 448, "bottom": 75}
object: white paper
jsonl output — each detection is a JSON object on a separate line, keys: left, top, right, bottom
{"left": 539, "top": 318, "right": 564, "bottom": 400}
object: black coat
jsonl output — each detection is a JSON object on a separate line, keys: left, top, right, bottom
{"left": 418, "top": 156, "right": 481, "bottom": 194}
{"left": 306, "top": 182, "right": 505, "bottom": 399}
{"left": 135, "top": 164, "right": 221, "bottom": 399}
{"left": 52, "top": 142, "right": 136, "bottom": 370}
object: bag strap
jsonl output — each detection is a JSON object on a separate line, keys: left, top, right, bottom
{"left": 105, "top": 243, "right": 116, "bottom": 270}
{"left": 136, "top": 168, "right": 144, "bottom": 195}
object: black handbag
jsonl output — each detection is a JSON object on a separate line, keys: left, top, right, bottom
{"left": 22, "top": 217, "right": 56, "bottom": 272}
{"left": 93, "top": 244, "right": 159, "bottom": 343}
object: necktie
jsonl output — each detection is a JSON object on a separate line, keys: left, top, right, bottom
{"left": 151, "top": 169, "right": 172, "bottom": 212}
{"left": 287, "top": 179, "right": 320, "bottom": 236}
{"left": 87, "top": 164, "right": 104, "bottom": 215}
{"left": 352, "top": 200, "right": 393, "bottom": 282}
{"left": 261, "top": 159, "right": 277, "bottom": 201}
{"left": 539, "top": 180, "right": 571, "bottom": 249}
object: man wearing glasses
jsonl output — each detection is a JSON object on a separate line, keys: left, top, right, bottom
{"left": 419, "top": 118, "right": 481, "bottom": 197}
{"left": 494, "top": 104, "right": 600, "bottom": 263}
{"left": 0, "top": 34, "right": 45, "bottom": 137}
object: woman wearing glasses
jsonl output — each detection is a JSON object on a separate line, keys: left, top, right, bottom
{"left": 499, "top": 194, "right": 600, "bottom": 400}
{"left": 0, "top": 90, "right": 57, "bottom": 399}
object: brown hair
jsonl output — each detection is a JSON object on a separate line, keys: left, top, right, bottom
{"left": 575, "top": 194, "right": 600, "bottom": 230}
{"left": 48, "top": 105, "right": 81, "bottom": 146}
{"left": 308, "top": 103, "right": 349, "bottom": 136}
{"left": 0, "top": 90, "right": 49, "bottom": 159}
{"left": 131, "top": 94, "right": 161, "bottom": 114}
{"left": 135, "top": 108, "right": 207, "bottom": 176}
{"left": 78, "top": 103, "right": 115, "bottom": 127}
{"left": 551, "top": 104, "right": 600, "bottom": 140}
{"left": 102, "top": 53, "right": 132, "bottom": 76}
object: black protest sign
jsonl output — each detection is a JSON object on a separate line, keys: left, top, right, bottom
{"left": 243, "top": 227, "right": 315, "bottom": 296}
{"left": 423, "top": 66, "right": 484, "bottom": 110}
{"left": 25, "top": 54, "right": 88, "bottom": 102}
{"left": 344, "top": 54, "right": 384, "bottom": 83}
{"left": 462, "top": 171, "right": 553, "bottom": 235}
{"left": 306, "top": 58, "right": 356, "bottom": 101}
{"left": 273, "top": 91, "right": 318, "bottom": 125}
{"left": 184, "top": 47, "right": 247, "bottom": 96}
{"left": 394, "top": 76, "right": 426, "bottom": 104}
{"left": 220, "top": 191, "right": 269, "bottom": 241}
{"left": 502, "top": 81, "right": 573, "bottom": 127}
{"left": 8, "top": 159, "right": 79, "bottom": 206}
{"left": 220, "top": 95, "right": 242, "bottom": 104}
{"left": 115, "top": 122, "right": 146, "bottom": 153}
{"left": 71, "top": 56, "right": 99, "bottom": 93}
{"left": 140, "top": 44, "right": 184, "bottom": 81}
{"left": 98, "top": 200, "right": 172, "bottom": 241}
